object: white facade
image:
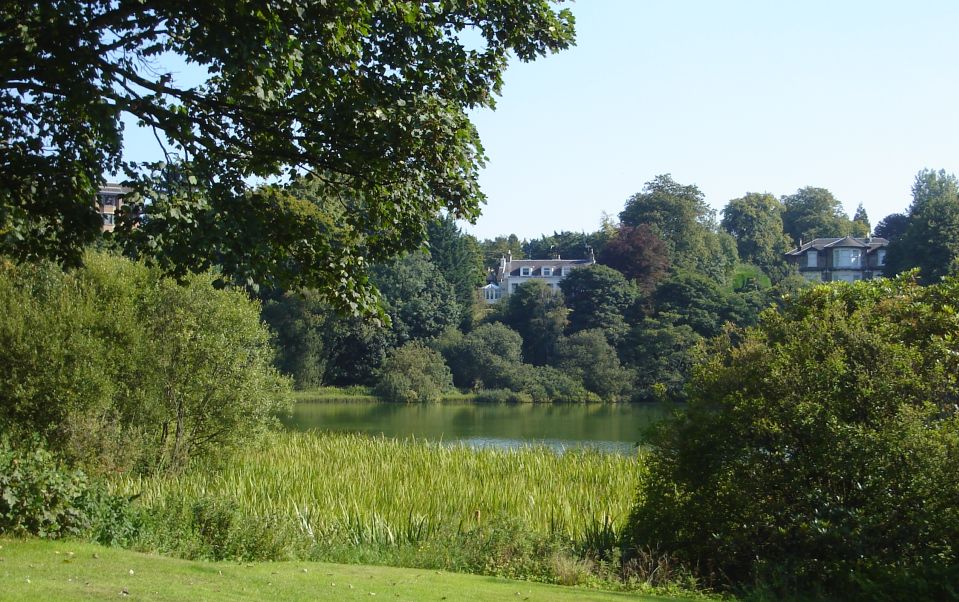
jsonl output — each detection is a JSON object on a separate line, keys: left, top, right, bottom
{"left": 481, "top": 251, "right": 595, "bottom": 303}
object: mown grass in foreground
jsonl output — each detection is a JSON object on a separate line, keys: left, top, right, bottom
{"left": 0, "top": 538, "right": 698, "bottom": 602}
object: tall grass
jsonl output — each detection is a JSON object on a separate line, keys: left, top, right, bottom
{"left": 117, "top": 431, "right": 641, "bottom": 551}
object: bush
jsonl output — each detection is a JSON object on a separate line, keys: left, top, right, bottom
{"left": 374, "top": 342, "right": 453, "bottom": 403}
{"left": 0, "top": 252, "right": 292, "bottom": 474}
{"left": 625, "top": 275, "right": 959, "bottom": 600}
{"left": 0, "top": 440, "right": 136, "bottom": 542}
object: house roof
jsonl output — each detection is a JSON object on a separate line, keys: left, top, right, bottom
{"left": 503, "top": 258, "right": 592, "bottom": 277}
{"left": 786, "top": 236, "right": 888, "bottom": 256}
{"left": 98, "top": 184, "right": 132, "bottom": 195}
{"left": 505, "top": 258, "right": 592, "bottom": 268}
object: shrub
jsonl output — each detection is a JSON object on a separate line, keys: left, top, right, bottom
{"left": 625, "top": 275, "right": 959, "bottom": 600}
{"left": 374, "top": 342, "right": 453, "bottom": 403}
{"left": 0, "top": 439, "right": 136, "bottom": 542}
{"left": 0, "top": 252, "right": 292, "bottom": 474}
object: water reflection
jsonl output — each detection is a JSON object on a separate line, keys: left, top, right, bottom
{"left": 282, "top": 400, "right": 674, "bottom": 454}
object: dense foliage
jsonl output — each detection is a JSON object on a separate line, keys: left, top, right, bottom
{"left": 885, "top": 169, "right": 959, "bottom": 282}
{"left": 627, "top": 275, "right": 959, "bottom": 599}
{"left": 375, "top": 342, "right": 453, "bottom": 403}
{"left": 0, "top": 252, "right": 291, "bottom": 473}
{"left": 261, "top": 169, "right": 959, "bottom": 404}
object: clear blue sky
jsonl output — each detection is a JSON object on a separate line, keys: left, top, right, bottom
{"left": 464, "top": 0, "right": 959, "bottom": 241}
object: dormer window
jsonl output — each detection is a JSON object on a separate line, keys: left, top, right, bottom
{"left": 520, "top": 267, "right": 531, "bottom": 277}
{"left": 541, "top": 267, "right": 553, "bottom": 277}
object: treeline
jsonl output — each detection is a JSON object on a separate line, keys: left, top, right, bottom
{"left": 263, "top": 169, "right": 959, "bottom": 402}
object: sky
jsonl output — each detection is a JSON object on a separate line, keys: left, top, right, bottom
{"left": 463, "top": 0, "right": 959, "bottom": 241}
{"left": 117, "top": 1, "right": 959, "bottom": 243}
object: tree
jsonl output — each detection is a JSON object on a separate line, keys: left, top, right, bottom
{"left": 626, "top": 275, "right": 959, "bottom": 598}
{"left": 620, "top": 174, "right": 737, "bottom": 282}
{"left": 597, "top": 224, "right": 670, "bottom": 292}
{"left": 1, "top": 1, "right": 575, "bottom": 315}
{"left": 852, "top": 202, "right": 870, "bottom": 237}
{"left": 480, "top": 235, "right": 525, "bottom": 270}
{"left": 555, "top": 329, "right": 633, "bottom": 401}
{"left": 375, "top": 342, "right": 453, "bottom": 403}
{"left": 260, "top": 286, "right": 393, "bottom": 387}
{"left": 781, "top": 187, "right": 855, "bottom": 244}
{"left": 874, "top": 212, "right": 909, "bottom": 242}
{"left": 621, "top": 316, "right": 700, "bottom": 402}
{"left": 885, "top": 169, "right": 959, "bottom": 282}
{"left": 426, "top": 215, "right": 485, "bottom": 322}
{"left": 372, "top": 253, "right": 460, "bottom": 344}
{"left": 720, "top": 192, "right": 792, "bottom": 279}
{"left": 499, "top": 279, "right": 568, "bottom": 366}
{"left": 438, "top": 322, "right": 524, "bottom": 390}
{"left": 260, "top": 290, "right": 329, "bottom": 390}
{"left": 559, "top": 264, "right": 639, "bottom": 344}
{"left": 522, "top": 230, "right": 597, "bottom": 260}
{"left": 651, "top": 270, "right": 745, "bottom": 338}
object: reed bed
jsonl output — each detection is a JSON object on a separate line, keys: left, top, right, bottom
{"left": 117, "top": 431, "right": 642, "bottom": 548}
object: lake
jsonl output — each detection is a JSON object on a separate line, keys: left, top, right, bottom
{"left": 282, "top": 401, "right": 675, "bottom": 454}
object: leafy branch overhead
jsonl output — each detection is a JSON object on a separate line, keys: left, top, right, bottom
{"left": 0, "top": 0, "right": 575, "bottom": 314}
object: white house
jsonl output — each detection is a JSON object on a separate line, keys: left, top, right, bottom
{"left": 480, "top": 250, "right": 595, "bottom": 303}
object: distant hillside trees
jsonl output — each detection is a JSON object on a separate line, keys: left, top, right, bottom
{"left": 262, "top": 169, "right": 959, "bottom": 404}
{"left": 620, "top": 174, "right": 737, "bottom": 282}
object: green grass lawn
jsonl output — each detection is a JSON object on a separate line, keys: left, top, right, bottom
{"left": 0, "top": 538, "right": 691, "bottom": 602}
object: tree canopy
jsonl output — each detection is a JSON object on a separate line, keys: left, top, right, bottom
{"left": 620, "top": 174, "right": 736, "bottom": 282}
{"left": 781, "top": 187, "right": 854, "bottom": 244}
{"left": 874, "top": 212, "right": 909, "bottom": 242}
{"left": 1, "top": 0, "right": 575, "bottom": 314}
{"left": 885, "top": 169, "right": 959, "bottom": 281}
{"left": 721, "top": 192, "right": 792, "bottom": 279}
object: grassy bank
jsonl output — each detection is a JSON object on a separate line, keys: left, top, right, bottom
{"left": 292, "top": 386, "right": 379, "bottom": 402}
{"left": 0, "top": 538, "right": 700, "bottom": 601}
{"left": 291, "top": 386, "right": 485, "bottom": 403}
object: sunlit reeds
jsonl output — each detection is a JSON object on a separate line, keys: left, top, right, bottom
{"left": 118, "top": 431, "right": 642, "bottom": 547}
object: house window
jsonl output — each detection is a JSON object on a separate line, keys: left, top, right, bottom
{"left": 520, "top": 267, "right": 531, "bottom": 277}
{"left": 510, "top": 283, "right": 518, "bottom": 293}
{"left": 101, "top": 213, "right": 115, "bottom": 226}
{"left": 877, "top": 250, "right": 886, "bottom": 266}
{"left": 541, "top": 267, "right": 552, "bottom": 277}
{"left": 833, "top": 248, "right": 862, "bottom": 268}
{"left": 807, "top": 250, "right": 818, "bottom": 268}
{"left": 102, "top": 195, "right": 116, "bottom": 206}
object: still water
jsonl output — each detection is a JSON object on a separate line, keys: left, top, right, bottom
{"left": 282, "top": 401, "right": 674, "bottom": 454}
